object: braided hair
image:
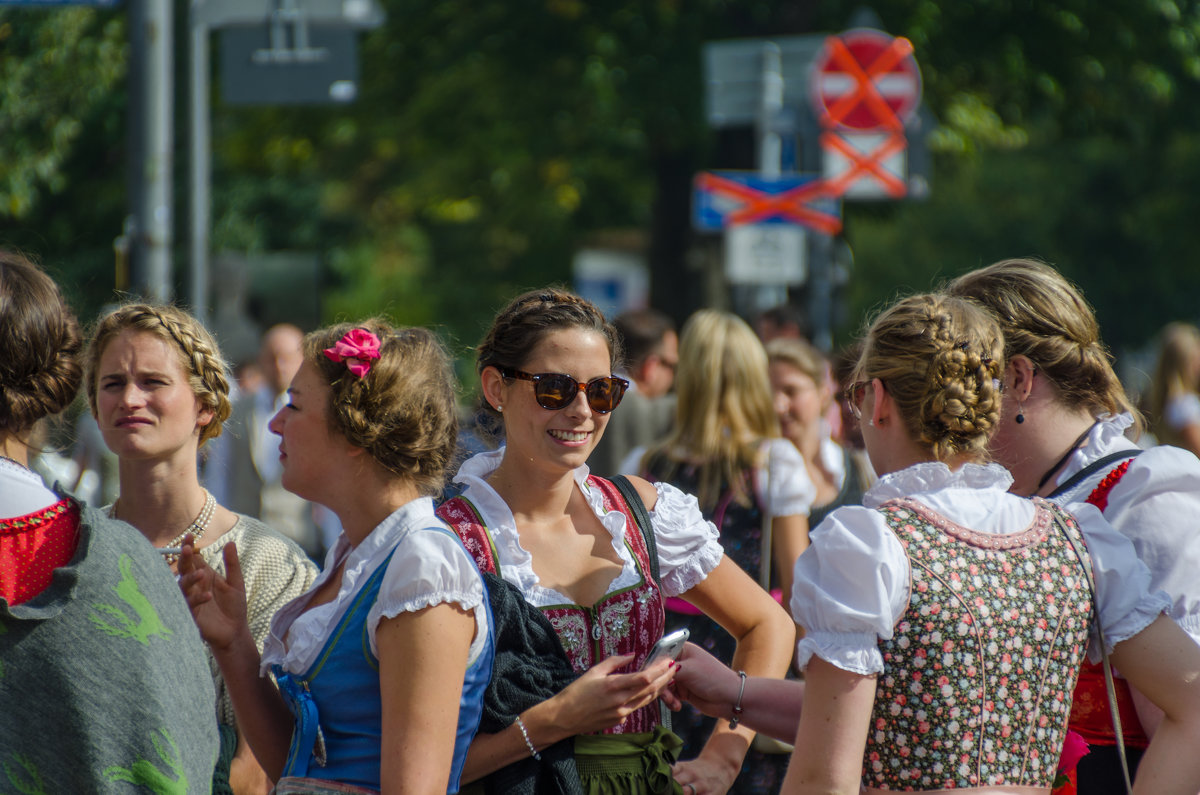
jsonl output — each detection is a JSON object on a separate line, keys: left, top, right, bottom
{"left": 305, "top": 320, "right": 459, "bottom": 497}
{"left": 0, "top": 251, "right": 82, "bottom": 433}
{"left": 857, "top": 293, "right": 1004, "bottom": 463}
{"left": 84, "top": 304, "right": 232, "bottom": 445}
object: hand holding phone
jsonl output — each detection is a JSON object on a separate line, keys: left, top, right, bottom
{"left": 641, "top": 628, "right": 689, "bottom": 670}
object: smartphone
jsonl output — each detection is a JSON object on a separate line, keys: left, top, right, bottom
{"left": 641, "top": 628, "right": 689, "bottom": 670}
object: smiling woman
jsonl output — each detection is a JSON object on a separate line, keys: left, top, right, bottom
{"left": 83, "top": 304, "right": 319, "bottom": 795}
{"left": 436, "top": 288, "right": 795, "bottom": 795}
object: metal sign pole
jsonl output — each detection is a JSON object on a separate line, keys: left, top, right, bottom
{"left": 189, "top": 5, "right": 210, "bottom": 321}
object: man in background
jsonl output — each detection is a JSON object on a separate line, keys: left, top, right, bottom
{"left": 205, "top": 323, "right": 323, "bottom": 559}
{"left": 589, "top": 308, "right": 678, "bottom": 477}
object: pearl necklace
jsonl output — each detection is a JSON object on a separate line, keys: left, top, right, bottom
{"left": 112, "top": 490, "right": 216, "bottom": 565}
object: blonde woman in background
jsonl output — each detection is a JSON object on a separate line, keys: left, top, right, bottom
{"left": 765, "top": 338, "right": 871, "bottom": 529}
{"left": 633, "top": 309, "right": 814, "bottom": 794}
{"left": 1146, "top": 321, "right": 1200, "bottom": 457}
{"left": 84, "top": 304, "right": 319, "bottom": 795}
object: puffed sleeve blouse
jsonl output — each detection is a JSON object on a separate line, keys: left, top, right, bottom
{"left": 1048, "top": 413, "right": 1200, "bottom": 646}
{"left": 791, "top": 461, "right": 1171, "bottom": 676}
{"left": 451, "top": 448, "right": 725, "bottom": 605}
{"left": 261, "top": 496, "right": 490, "bottom": 676}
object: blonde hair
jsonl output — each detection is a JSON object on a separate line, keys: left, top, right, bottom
{"left": 946, "top": 258, "right": 1142, "bottom": 435}
{"left": 765, "top": 337, "right": 829, "bottom": 389}
{"left": 1147, "top": 322, "right": 1200, "bottom": 447}
{"left": 645, "top": 309, "right": 778, "bottom": 509}
{"left": 857, "top": 292, "right": 1004, "bottom": 463}
{"left": 306, "top": 320, "right": 458, "bottom": 497}
{"left": 84, "top": 304, "right": 232, "bottom": 446}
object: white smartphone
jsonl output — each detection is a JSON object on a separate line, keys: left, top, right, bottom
{"left": 641, "top": 628, "right": 689, "bottom": 670}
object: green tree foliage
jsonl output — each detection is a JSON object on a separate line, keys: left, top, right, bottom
{"left": 4, "top": 0, "right": 1200, "bottom": 364}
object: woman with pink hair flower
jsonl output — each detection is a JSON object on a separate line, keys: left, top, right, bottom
{"left": 180, "top": 319, "right": 494, "bottom": 794}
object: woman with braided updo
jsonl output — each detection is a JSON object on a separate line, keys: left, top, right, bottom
{"left": 84, "top": 303, "right": 319, "bottom": 794}
{"left": 179, "top": 319, "right": 494, "bottom": 795}
{"left": 666, "top": 292, "right": 1200, "bottom": 794}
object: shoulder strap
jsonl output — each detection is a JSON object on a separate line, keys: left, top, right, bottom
{"left": 1048, "top": 449, "right": 1143, "bottom": 499}
{"left": 609, "top": 475, "right": 672, "bottom": 733}
{"left": 611, "top": 475, "right": 660, "bottom": 588}
{"left": 1045, "top": 501, "right": 1133, "bottom": 794}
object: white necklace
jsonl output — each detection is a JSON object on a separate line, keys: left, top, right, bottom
{"left": 113, "top": 490, "right": 216, "bottom": 565}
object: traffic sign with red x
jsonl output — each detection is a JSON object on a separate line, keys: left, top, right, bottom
{"left": 693, "top": 172, "right": 842, "bottom": 235}
{"left": 811, "top": 29, "right": 921, "bottom": 132}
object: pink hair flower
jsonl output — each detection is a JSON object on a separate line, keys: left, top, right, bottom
{"left": 323, "top": 329, "right": 382, "bottom": 377}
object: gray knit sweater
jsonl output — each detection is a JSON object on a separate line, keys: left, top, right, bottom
{"left": 0, "top": 500, "right": 218, "bottom": 794}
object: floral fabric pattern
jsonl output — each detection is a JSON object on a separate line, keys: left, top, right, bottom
{"left": 866, "top": 497, "right": 1093, "bottom": 790}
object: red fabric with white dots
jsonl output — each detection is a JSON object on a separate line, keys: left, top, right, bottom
{"left": 0, "top": 499, "right": 79, "bottom": 606}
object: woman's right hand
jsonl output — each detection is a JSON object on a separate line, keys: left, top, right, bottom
{"left": 177, "top": 534, "right": 249, "bottom": 652}
{"left": 545, "top": 654, "right": 677, "bottom": 736}
{"left": 664, "top": 642, "right": 740, "bottom": 718}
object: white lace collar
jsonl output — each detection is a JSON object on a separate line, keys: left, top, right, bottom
{"left": 451, "top": 448, "right": 639, "bottom": 605}
{"left": 863, "top": 461, "right": 1013, "bottom": 508}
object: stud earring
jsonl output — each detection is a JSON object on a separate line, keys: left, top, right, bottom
{"left": 866, "top": 418, "right": 875, "bottom": 428}
{"left": 496, "top": 405, "right": 503, "bottom": 412}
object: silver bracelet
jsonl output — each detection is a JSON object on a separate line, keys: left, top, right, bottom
{"left": 514, "top": 715, "right": 542, "bottom": 761}
{"left": 728, "top": 670, "right": 748, "bottom": 729}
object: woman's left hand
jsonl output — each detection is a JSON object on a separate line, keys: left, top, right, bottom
{"left": 673, "top": 753, "right": 739, "bottom": 795}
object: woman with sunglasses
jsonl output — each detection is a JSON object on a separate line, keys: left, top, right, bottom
{"left": 180, "top": 321, "right": 494, "bottom": 794}
{"left": 665, "top": 291, "right": 1200, "bottom": 794}
{"left": 947, "top": 259, "right": 1200, "bottom": 793}
{"left": 437, "top": 289, "right": 794, "bottom": 795}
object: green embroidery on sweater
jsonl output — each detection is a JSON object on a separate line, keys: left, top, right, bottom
{"left": 89, "top": 555, "right": 174, "bottom": 645}
{"left": 103, "top": 729, "right": 188, "bottom": 795}
{"left": 3, "top": 753, "right": 48, "bottom": 795}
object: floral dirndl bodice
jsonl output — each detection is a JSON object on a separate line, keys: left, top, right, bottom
{"left": 437, "top": 475, "right": 666, "bottom": 734}
{"left": 866, "top": 497, "right": 1094, "bottom": 791}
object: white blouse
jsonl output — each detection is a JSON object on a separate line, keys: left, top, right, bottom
{"left": 451, "top": 448, "right": 725, "bottom": 606}
{"left": 1047, "top": 413, "right": 1200, "bottom": 645}
{"left": 791, "top": 461, "right": 1170, "bottom": 676}
{"left": 0, "top": 458, "right": 57, "bottom": 517}
{"left": 618, "top": 438, "right": 817, "bottom": 518}
{"left": 260, "top": 497, "right": 489, "bottom": 676}
{"left": 1165, "top": 393, "right": 1200, "bottom": 432}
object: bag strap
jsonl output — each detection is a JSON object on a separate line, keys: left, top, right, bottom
{"left": 1050, "top": 503, "right": 1133, "bottom": 794}
{"left": 1048, "top": 450, "right": 1142, "bottom": 499}
{"left": 610, "top": 475, "right": 670, "bottom": 732}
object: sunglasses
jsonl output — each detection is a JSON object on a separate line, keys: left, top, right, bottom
{"left": 841, "top": 380, "right": 871, "bottom": 420}
{"left": 498, "top": 367, "right": 629, "bottom": 414}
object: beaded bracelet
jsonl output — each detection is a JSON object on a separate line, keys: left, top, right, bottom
{"left": 728, "top": 670, "right": 748, "bottom": 729}
{"left": 514, "top": 715, "right": 542, "bottom": 761}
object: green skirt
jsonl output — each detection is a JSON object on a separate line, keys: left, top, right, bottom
{"left": 574, "top": 726, "right": 684, "bottom": 795}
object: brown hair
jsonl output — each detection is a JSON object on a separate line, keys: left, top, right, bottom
{"left": 476, "top": 287, "right": 622, "bottom": 425}
{"left": 84, "top": 304, "right": 232, "bottom": 446}
{"left": 946, "top": 258, "right": 1142, "bottom": 435}
{"left": 857, "top": 292, "right": 1004, "bottom": 463}
{"left": 306, "top": 320, "right": 458, "bottom": 497}
{"left": 0, "top": 251, "right": 82, "bottom": 433}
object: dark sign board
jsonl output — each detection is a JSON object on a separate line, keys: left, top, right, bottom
{"left": 219, "top": 25, "right": 359, "bottom": 105}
